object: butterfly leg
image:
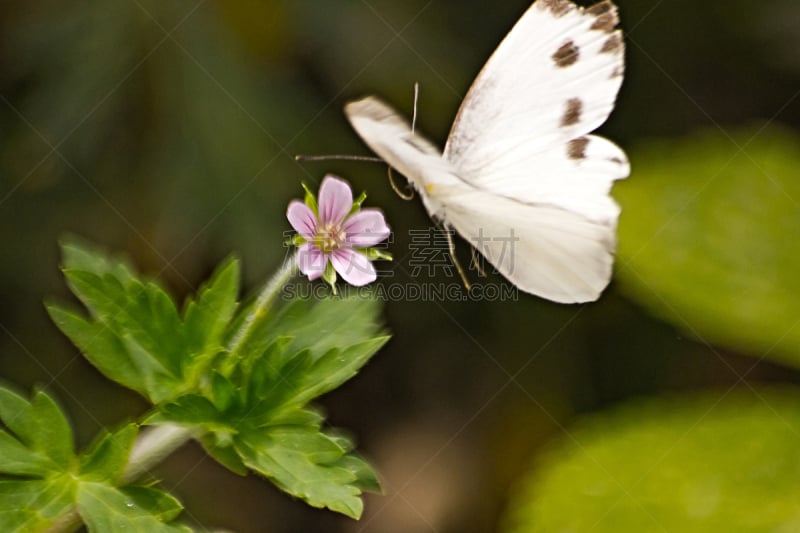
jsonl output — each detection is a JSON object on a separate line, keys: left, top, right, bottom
{"left": 470, "top": 246, "right": 487, "bottom": 278}
{"left": 387, "top": 166, "right": 415, "bottom": 200}
{"left": 444, "top": 227, "right": 472, "bottom": 290}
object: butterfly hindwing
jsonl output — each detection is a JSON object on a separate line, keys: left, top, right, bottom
{"left": 443, "top": 190, "right": 616, "bottom": 303}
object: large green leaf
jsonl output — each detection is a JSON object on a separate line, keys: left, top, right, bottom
{"left": 77, "top": 482, "right": 192, "bottom": 533}
{"left": 154, "top": 296, "right": 387, "bottom": 518}
{"left": 48, "top": 240, "right": 242, "bottom": 404}
{"left": 0, "top": 478, "right": 76, "bottom": 532}
{"left": 236, "top": 427, "right": 366, "bottom": 519}
{"left": 502, "top": 388, "right": 800, "bottom": 532}
{"left": 615, "top": 126, "right": 800, "bottom": 367}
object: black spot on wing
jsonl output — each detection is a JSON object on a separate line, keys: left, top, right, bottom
{"left": 539, "top": 0, "right": 575, "bottom": 17}
{"left": 587, "top": 1, "right": 614, "bottom": 16}
{"left": 601, "top": 33, "right": 623, "bottom": 54}
{"left": 590, "top": 13, "right": 618, "bottom": 33}
{"left": 552, "top": 40, "right": 580, "bottom": 67}
{"left": 561, "top": 98, "right": 583, "bottom": 127}
{"left": 588, "top": 1, "right": 619, "bottom": 33}
{"left": 567, "top": 137, "right": 590, "bottom": 160}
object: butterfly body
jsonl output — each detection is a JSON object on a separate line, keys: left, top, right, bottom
{"left": 345, "top": 0, "right": 628, "bottom": 303}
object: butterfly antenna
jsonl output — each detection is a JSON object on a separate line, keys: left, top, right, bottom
{"left": 411, "top": 82, "right": 420, "bottom": 133}
{"left": 387, "top": 167, "right": 415, "bottom": 201}
{"left": 295, "top": 154, "right": 384, "bottom": 163}
{"left": 444, "top": 228, "right": 472, "bottom": 290}
{"left": 470, "top": 246, "right": 487, "bottom": 277}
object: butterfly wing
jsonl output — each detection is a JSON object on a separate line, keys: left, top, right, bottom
{"left": 345, "top": 0, "right": 629, "bottom": 303}
{"left": 443, "top": 0, "right": 628, "bottom": 223}
{"left": 442, "top": 187, "right": 617, "bottom": 303}
{"left": 345, "top": 96, "right": 466, "bottom": 217}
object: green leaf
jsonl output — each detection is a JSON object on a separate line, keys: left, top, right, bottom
{"left": 0, "top": 386, "right": 36, "bottom": 446}
{"left": 0, "top": 387, "right": 73, "bottom": 476}
{"left": 615, "top": 126, "right": 800, "bottom": 368}
{"left": 152, "top": 294, "right": 387, "bottom": 519}
{"left": 0, "top": 478, "right": 76, "bottom": 532}
{"left": 46, "top": 305, "right": 153, "bottom": 399}
{"left": 209, "top": 372, "right": 239, "bottom": 413}
{"left": 50, "top": 240, "right": 247, "bottom": 404}
{"left": 236, "top": 427, "right": 366, "bottom": 519}
{"left": 30, "top": 390, "right": 74, "bottom": 469}
{"left": 146, "top": 395, "right": 223, "bottom": 428}
{"left": 79, "top": 424, "right": 138, "bottom": 482}
{"left": 183, "top": 257, "right": 240, "bottom": 370}
{"left": 60, "top": 235, "right": 135, "bottom": 282}
{"left": 0, "top": 432, "right": 58, "bottom": 477}
{"left": 199, "top": 435, "right": 247, "bottom": 476}
{"left": 254, "top": 338, "right": 389, "bottom": 421}
{"left": 335, "top": 454, "right": 382, "bottom": 494}
{"left": 77, "top": 482, "right": 192, "bottom": 532}
{"left": 502, "top": 388, "right": 800, "bottom": 533}
{"left": 52, "top": 268, "right": 185, "bottom": 403}
{"left": 267, "top": 296, "right": 385, "bottom": 362}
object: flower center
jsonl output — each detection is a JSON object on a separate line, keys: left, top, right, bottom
{"left": 316, "top": 224, "right": 346, "bottom": 253}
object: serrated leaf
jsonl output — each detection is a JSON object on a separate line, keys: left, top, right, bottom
{"left": 46, "top": 305, "right": 152, "bottom": 398}
{"left": 267, "top": 407, "right": 325, "bottom": 428}
{"left": 53, "top": 270, "right": 185, "bottom": 403}
{"left": 147, "top": 395, "right": 223, "bottom": 427}
{"left": 0, "top": 388, "right": 73, "bottom": 476}
{"left": 209, "top": 372, "right": 238, "bottom": 413}
{"left": 252, "top": 338, "right": 388, "bottom": 423}
{"left": 80, "top": 424, "right": 138, "bottom": 482}
{"left": 77, "top": 482, "right": 191, "bottom": 533}
{"left": 199, "top": 436, "right": 247, "bottom": 476}
{"left": 60, "top": 235, "right": 135, "bottom": 282}
{"left": 0, "top": 478, "right": 76, "bottom": 532}
{"left": 184, "top": 257, "right": 240, "bottom": 369}
{"left": 0, "top": 386, "right": 36, "bottom": 445}
{"left": 335, "top": 454, "right": 381, "bottom": 494}
{"left": 502, "top": 388, "right": 800, "bottom": 533}
{"left": 268, "top": 297, "right": 385, "bottom": 362}
{"left": 615, "top": 126, "right": 800, "bottom": 368}
{"left": 296, "top": 337, "right": 389, "bottom": 402}
{"left": 30, "top": 390, "right": 74, "bottom": 469}
{"left": 244, "top": 338, "right": 291, "bottom": 404}
{"left": 236, "top": 427, "right": 365, "bottom": 519}
{"left": 0, "top": 432, "right": 57, "bottom": 476}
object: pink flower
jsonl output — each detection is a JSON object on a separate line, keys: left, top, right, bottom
{"left": 287, "top": 175, "right": 391, "bottom": 287}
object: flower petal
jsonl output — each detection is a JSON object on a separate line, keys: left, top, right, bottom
{"left": 331, "top": 248, "right": 377, "bottom": 286}
{"left": 318, "top": 175, "right": 353, "bottom": 226}
{"left": 297, "top": 242, "right": 328, "bottom": 281}
{"left": 287, "top": 201, "right": 318, "bottom": 238}
{"left": 343, "top": 208, "right": 391, "bottom": 247}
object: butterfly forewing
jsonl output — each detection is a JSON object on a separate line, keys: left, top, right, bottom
{"left": 443, "top": 0, "right": 625, "bottom": 176}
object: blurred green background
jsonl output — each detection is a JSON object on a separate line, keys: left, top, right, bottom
{"left": 2, "top": 0, "right": 800, "bottom": 531}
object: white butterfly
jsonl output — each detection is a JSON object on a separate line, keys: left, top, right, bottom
{"left": 345, "top": 0, "right": 629, "bottom": 303}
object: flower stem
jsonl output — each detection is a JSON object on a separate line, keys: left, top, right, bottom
{"left": 227, "top": 253, "right": 297, "bottom": 355}
{"left": 121, "top": 424, "right": 199, "bottom": 483}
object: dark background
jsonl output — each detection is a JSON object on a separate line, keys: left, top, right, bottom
{"left": 1, "top": 1, "right": 799, "bottom": 531}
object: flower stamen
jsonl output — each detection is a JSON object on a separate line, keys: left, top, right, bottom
{"left": 317, "top": 224, "right": 346, "bottom": 254}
